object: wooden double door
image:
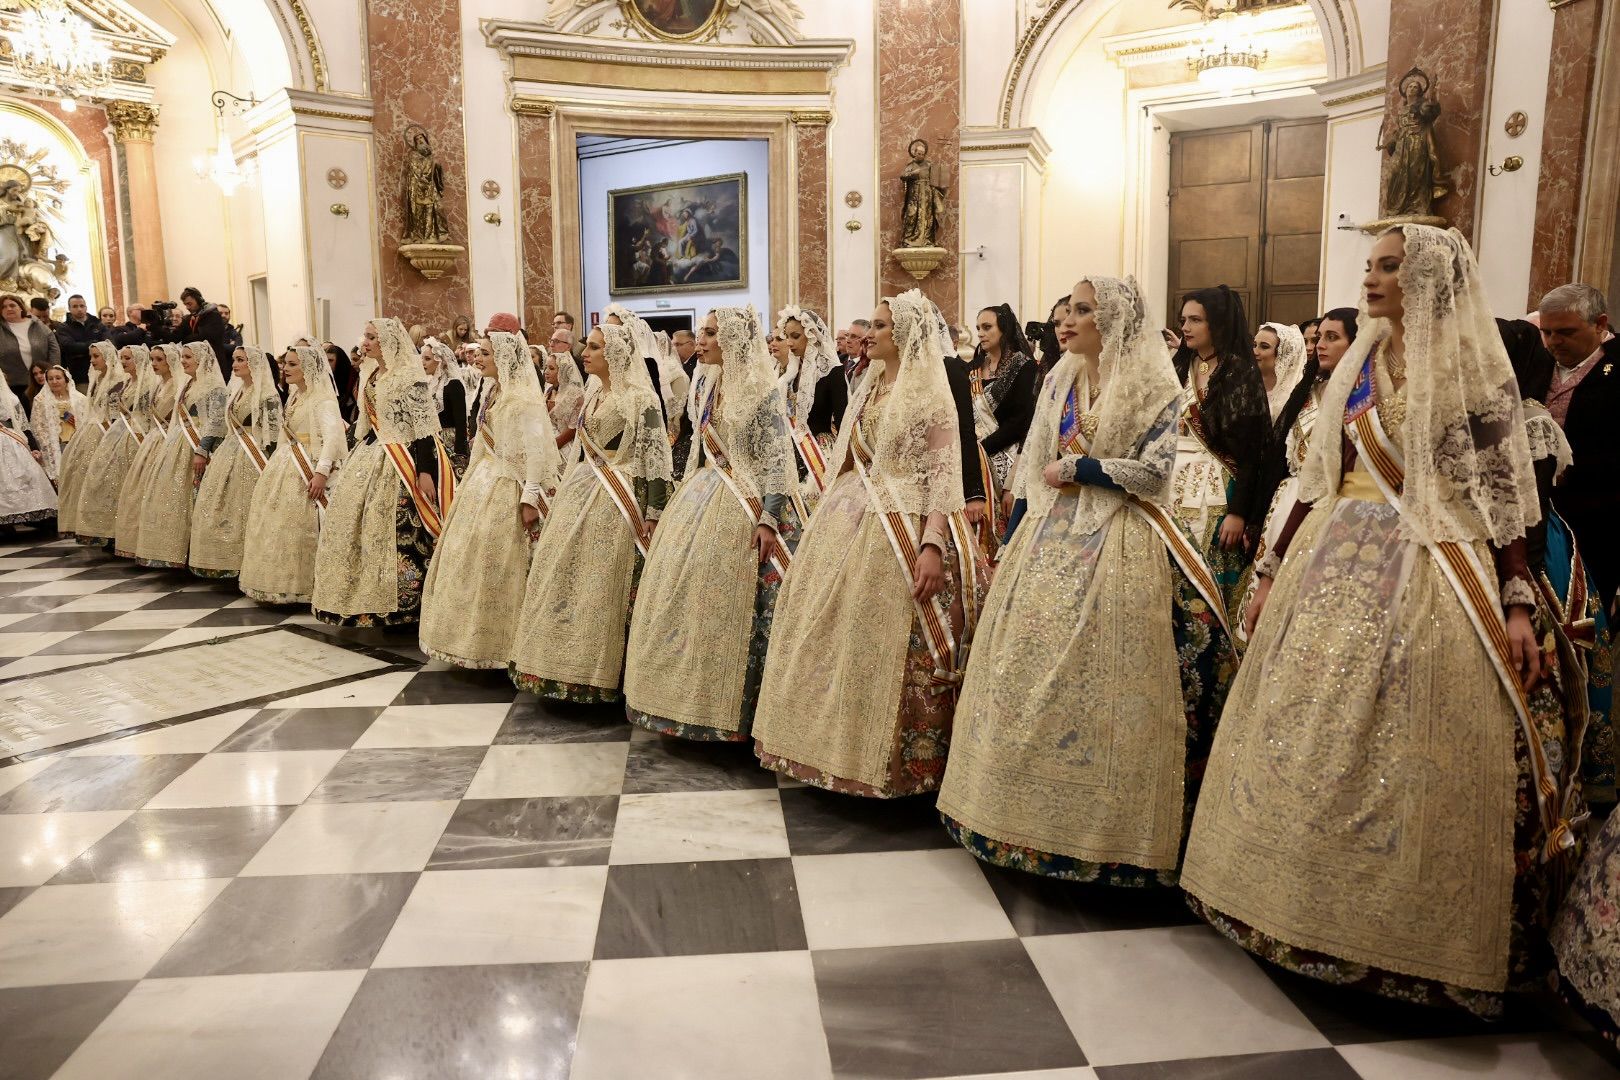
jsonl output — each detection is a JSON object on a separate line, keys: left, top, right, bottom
{"left": 1167, "top": 117, "right": 1327, "bottom": 332}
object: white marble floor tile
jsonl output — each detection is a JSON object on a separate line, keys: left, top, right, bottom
{"left": 0, "top": 878, "right": 229, "bottom": 987}
{"left": 138, "top": 625, "right": 265, "bottom": 652}
{"left": 2, "top": 567, "right": 88, "bottom": 581}
{"left": 464, "top": 743, "right": 630, "bottom": 799}
{"left": 240, "top": 800, "right": 458, "bottom": 876}
{"left": 0, "top": 631, "right": 78, "bottom": 657}
{"left": 13, "top": 579, "right": 116, "bottom": 597}
{"left": 610, "top": 790, "right": 790, "bottom": 865}
{"left": 1337, "top": 1034, "right": 1618, "bottom": 1079}
{"left": 52, "top": 969, "right": 366, "bottom": 1080}
{"left": 0, "top": 810, "right": 133, "bottom": 886}
{"left": 0, "top": 557, "right": 55, "bottom": 569}
{"left": 92, "top": 608, "right": 214, "bottom": 631}
{"left": 143, "top": 750, "right": 346, "bottom": 809}
{"left": 933, "top": 1072, "right": 1098, "bottom": 1080}
{"left": 0, "top": 653, "right": 119, "bottom": 679}
{"left": 269, "top": 671, "right": 415, "bottom": 709}
{"left": 571, "top": 951, "right": 832, "bottom": 1080}
{"left": 373, "top": 865, "right": 608, "bottom": 968}
{"left": 1023, "top": 926, "right": 1330, "bottom": 1066}
{"left": 0, "top": 612, "right": 34, "bottom": 631}
{"left": 68, "top": 711, "right": 259, "bottom": 757}
{"left": 351, "top": 703, "right": 509, "bottom": 749}
{"left": 0, "top": 757, "right": 53, "bottom": 795}
{"left": 792, "top": 849, "right": 1017, "bottom": 950}
{"left": 49, "top": 593, "right": 173, "bottom": 613}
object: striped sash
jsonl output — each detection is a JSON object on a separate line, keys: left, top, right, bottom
{"left": 696, "top": 375, "right": 791, "bottom": 577}
{"left": 0, "top": 423, "right": 28, "bottom": 449}
{"left": 228, "top": 409, "right": 269, "bottom": 474}
{"left": 577, "top": 412, "right": 650, "bottom": 558}
{"left": 1058, "top": 380, "right": 1232, "bottom": 636}
{"left": 1342, "top": 360, "right": 1574, "bottom": 859}
{"left": 365, "top": 391, "right": 455, "bottom": 539}
{"left": 283, "top": 426, "right": 329, "bottom": 510}
{"left": 176, "top": 405, "right": 203, "bottom": 455}
{"left": 967, "top": 366, "right": 1005, "bottom": 552}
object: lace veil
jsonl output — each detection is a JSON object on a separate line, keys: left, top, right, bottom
{"left": 775, "top": 305, "right": 840, "bottom": 429}
{"left": 0, "top": 375, "right": 25, "bottom": 431}
{"left": 122, "top": 344, "right": 158, "bottom": 416}
{"left": 1299, "top": 225, "right": 1538, "bottom": 546}
{"left": 29, "top": 370, "right": 87, "bottom": 479}
{"left": 292, "top": 344, "right": 338, "bottom": 408}
{"left": 1016, "top": 275, "right": 1181, "bottom": 532}
{"left": 182, "top": 339, "right": 223, "bottom": 415}
{"left": 487, "top": 331, "right": 562, "bottom": 484}
{"left": 688, "top": 305, "right": 797, "bottom": 499}
{"left": 596, "top": 322, "right": 672, "bottom": 482}
{"left": 235, "top": 345, "right": 282, "bottom": 447}
{"left": 88, "top": 341, "right": 125, "bottom": 421}
{"left": 548, "top": 348, "right": 586, "bottom": 432}
{"left": 828, "top": 288, "right": 964, "bottom": 517}
{"left": 604, "top": 303, "right": 680, "bottom": 420}
{"left": 1262, "top": 321, "right": 1308, "bottom": 420}
{"left": 359, "top": 317, "right": 440, "bottom": 445}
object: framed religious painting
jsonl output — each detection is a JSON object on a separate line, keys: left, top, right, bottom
{"left": 619, "top": 0, "right": 724, "bottom": 41}
{"left": 608, "top": 172, "right": 748, "bottom": 297}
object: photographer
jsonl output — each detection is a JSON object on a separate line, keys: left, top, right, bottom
{"left": 176, "top": 286, "right": 232, "bottom": 381}
{"left": 110, "top": 304, "right": 153, "bottom": 349}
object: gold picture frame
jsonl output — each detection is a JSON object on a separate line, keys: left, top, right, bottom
{"left": 618, "top": 0, "right": 725, "bottom": 42}
{"left": 608, "top": 171, "right": 748, "bottom": 297}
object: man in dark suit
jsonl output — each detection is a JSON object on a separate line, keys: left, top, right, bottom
{"left": 54, "top": 293, "right": 106, "bottom": 387}
{"left": 1536, "top": 283, "right": 1620, "bottom": 611}
{"left": 178, "top": 286, "right": 233, "bottom": 381}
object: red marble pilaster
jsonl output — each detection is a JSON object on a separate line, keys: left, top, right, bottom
{"left": 876, "top": 0, "right": 961, "bottom": 323}
{"left": 515, "top": 108, "right": 555, "bottom": 330}
{"left": 1385, "top": 0, "right": 1493, "bottom": 239}
{"left": 1529, "top": 0, "right": 1605, "bottom": 308}
{"left": 25, "top": 98, "right": 124, "bottom": 311}
{"left": 794, "top": 115, "right": 830, "bottom": 319}
{"left": 366, "top": 0, "right": 473, "bottom": 328}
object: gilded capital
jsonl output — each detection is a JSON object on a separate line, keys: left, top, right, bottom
{"left": 511, "top": 97, "right": 556, "bottom": 118}
{"left": 106, "top": 101, "right": 160, "bottom": 143}
{"left": 790, "top": 109, "right": 832, "bottom": 127}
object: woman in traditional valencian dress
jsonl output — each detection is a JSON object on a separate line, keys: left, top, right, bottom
{"left": 775, "top": 306, "right": 847, "bottom": 515}
{"left": 544, "top": 345, "right": 585, "bottom": 453}
{"left": 420, "top": 331, "right": 561, "bottom": 669}
{"left": 113, "top": 344, "right": 185, "bottom": 559}
{"left": 966, "top": 304, "right": 1039, "bottom": 545}
{"left": 57, "top": 342, "right": 122, "bottom": 538}
{"left": 938, "top": 275, "right": 1236, "bottom": 884}
{"left": 624, "top": 305, "right": 801, "bottom": 742}
{"left": 1169, "top": 286, "right": 1269, "bottom": 624}
{"left": 133, "top": 342, "right": 226, "bottom": 569}
{"left": 74, "top": 344, "right": 148, "bottom": 548}
{"left": 190, "top": 345, "right": 281, "bottom": 578}
{"left": 509, "top": 324, "right": 672, "bottom": 702}
{"left": 1236, "top": 323, "right": 1312, "bottom": 639}
{"left": 422, "top": 337, "right": 470, "bottom": 476}
{"left": 239, "top": 346, "right": 347, "bottom": 605}
{"left": 753, "top": 289, "right": 982, "bottom": 797}
{"left": 312, "top": 318, "right": 454, "bottom": 628}
{"left": 0, "top": 378, "right": 55, "bottom": 529}
{"left": 1181, "top": 225, "right": 1576, "bottom": 1019}
{"left": 29, "top": 365, "right": 87, "bottom": 488}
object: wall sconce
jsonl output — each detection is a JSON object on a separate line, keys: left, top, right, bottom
{"left": 329, "top": 203, "right": 349, "bottom": 218}
{"left": 845, "top": 219, "right": 862, "bottom": 232}
{"left": 484, "top": 211, "right": 501, "bottom": 225}
{"left": 1487, "top": 155, "right": 1524, "bottom": 176}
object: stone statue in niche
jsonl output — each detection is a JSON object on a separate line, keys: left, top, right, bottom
{"left": 402, "top": 125, "right": 451, "bottom": 245}
{"left": 899, "top": 138, "right": 949, "bottom": 249}
{"left": 1375, "top": 67, "right": 1448, "bottom": 224}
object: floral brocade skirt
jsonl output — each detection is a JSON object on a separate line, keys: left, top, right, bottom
{"left": 311, "top": 441, "right": 432, "bottom": 629}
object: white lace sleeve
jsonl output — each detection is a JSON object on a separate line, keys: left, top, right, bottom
{"left": 314, "top": 399, "right": 347, "bottom": 473}
{"left": 1098, "top": 403, "right": 1179, "bottom": 498}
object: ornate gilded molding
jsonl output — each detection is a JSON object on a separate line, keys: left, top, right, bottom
{"left": 512, "top": 97, "right": 556, "bottom": 118}
{"left": 1319, "top": 84, "right": 1384, "bottom": 108}
{"left": 105, "top": 100, "right": 159, "bottom": 142}
{"left": 287, "top": 0, "right": 329, "bottom": 92}
{"left": 790, "top": 109, "right": 831, "bottom": 126}
{"left": 289, "top": 105, "right": 372, "bottom": 124}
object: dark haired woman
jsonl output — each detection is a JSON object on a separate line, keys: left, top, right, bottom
{"left": 1034, "top": 295, "right": 1070, "bottom": 376}
{"left": 1169, "top": 285, "right": 1269, "bottom": 625}
{"left": 1297, "top": 317, "right": 1321, "bottom": 368}
{"left": 968, "top": 303, "right": 1038, "bottom": 548}
{"left": 324, "top": 342, "right": 358, "bottom": 427}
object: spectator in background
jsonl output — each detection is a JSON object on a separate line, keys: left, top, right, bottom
{"left": 843, "top": 318, "right": 871, "bottom": 382}
{"left": 486, "top": 312, "right": 521, "bottom": 336}
{"left": 97, "top": 305, "right": 115, "bottom": 324}
{"left": 0, "top": 293, "right": 59, "bottom": 399}
{"left": 218, "top": 304, "right": 244, "bottom": 355}
{"left": 54, "top": 293, "right": 106, "bottom": 387}
{"left": 29, "top": 297, "right": 53, "bottom": 327}
{"left": 178, "top": 286, "right": 232, "bottom": 381}
{"left": 109, "top": 304, "right": 151, "bottom": 350}
{"left": 552, "top": 311, "right": 584, "bottom": 366}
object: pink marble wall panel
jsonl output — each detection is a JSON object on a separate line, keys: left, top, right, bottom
{"left": 795, "top": 120, "right": 830, "bottom": 319}
{"left": 367, "top": 0, "right": 473, "bottom": 330}
{"left": 1386, "top": 0, "right": 1493, "bottom": 239}
{"left": 516, "top": 113, "right": 556, "bottom": 331}
{"left": 27, "top": 98, "right": 123, "bottom": 310}
{"left": 1529, "top": 0, "right": 1603, "bottom": 308}
{"left": 877, "top": 0, "right": 961, "bottom": 324}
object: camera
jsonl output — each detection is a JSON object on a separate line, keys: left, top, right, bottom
{"left": 1025, "top": 320, "right": 1047, "bottom": 344}
{"left": 139, "top": 300, "right": 177, "bottom": 323}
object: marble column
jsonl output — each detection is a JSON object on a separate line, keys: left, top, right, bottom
{"left": 877, "top": 0, "right": 961, "bottom": 323}
{"left": 793, "top": 110, "right": 831, "bottom": 319}
{"left": 1529, "top": 0, "right": 1605, "bottom": 308}
{"left": 29, "top": 98, "right": 123, "bottom": 309}
{"left": 105, "top": 101, "right": 166, "bottom": 303}
{"left": 1385, "top": 0, "right": 1493, "bottom": 239}
{"left": 367, "top": 0, "right": 473, "bottom": 327}
{"left": 514, "top": 101, "right": 555, "bottom": 332}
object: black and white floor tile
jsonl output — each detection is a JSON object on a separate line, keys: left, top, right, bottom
{"left": 0, "top": 535, "right": 1616, "bottom": 1079}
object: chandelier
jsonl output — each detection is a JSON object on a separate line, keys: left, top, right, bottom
{"left": 193, "top": 90, "right": 257, "bottom": 196}
{"left": 4, "top": 0, "right": 112, "bottom": 111}
{"left": 1175, "top": 0, "right": 1270, "bottom": 93}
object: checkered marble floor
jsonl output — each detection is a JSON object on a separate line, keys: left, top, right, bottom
{"left": 0, "top": 535, "right": 1616, "bottom": 1079}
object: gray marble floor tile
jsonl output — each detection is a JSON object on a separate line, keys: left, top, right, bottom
{"left": 428, "top": 796, "right": 619, "bottom": 870}
{"left": 814, "top": 938, "right": 1086, "bottom": 1078}
{"left": 1093, "top": 1049, "right": 1361, "bottom": 1079}
{"left": 312, "top": 963, "right": 589, "bottom": 1080}
{"left": 622, "top": 734, "right": 779, "bottom": 794}
{"left": 392, "top": 668, "right": 519, "bottom": 705}
{"left": 0, "top": 884, "right": 33, "bottom": 918}
{"left": 49, "top": 806, "right": 295, "bottom": 883}
{"left": 779, "top": 787, "right": 957, "bottom": 855}
{"left": 0, "top": 755, "right": 204, "bottom": 814}
{"left": 35, "top": 629, "right": 173, "bottom": 655}
{"left": 496, "top": 698, "right": 633, "bottom": 744}
{"left": 593, "top": 858, "right": 806, "bottom": 960}
{"left": 305, "top": 747, "right": 487, "bottom": 803}
{"left": 980, "top": 864, "right": 1199, "bottom": 936}
{"left": 216, "top": 706, "right": 385, "bottom": 752}
{"left": 148, "top": 872, "right": 418, "bottom": 977}
{"left": 0, "top": 980, "right": 137, "bottom": 1080}
{"left": 2, "top": 609, "right": 121, "bottom": 633}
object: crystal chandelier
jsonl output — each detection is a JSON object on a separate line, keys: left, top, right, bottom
{"left": 193, "top": 90, "right": 257, "bottom": 196}
{"left": 1178, "top": 0, "right": 1268, "bottom": 93}
{"left": 4, "top": 0, "right": 112, "bottom": 111}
